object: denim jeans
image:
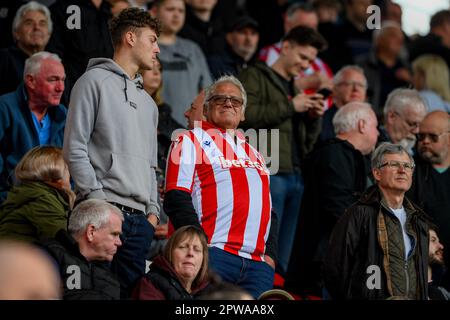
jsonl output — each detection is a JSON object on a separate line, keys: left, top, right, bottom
{"left": 270, "top": 172, "right": 304, "bottom": 275}
{"left": 208, "top": 246, "right": 275, "bottom": 299}
{"left": 111, "top": 212, "right": 155, "bottom": 298}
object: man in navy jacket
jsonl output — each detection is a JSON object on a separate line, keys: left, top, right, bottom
{"left": 0, "top": 51, "right": 66, "bottom": 202}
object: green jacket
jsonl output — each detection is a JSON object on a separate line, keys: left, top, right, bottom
{"left": 0, "top": 181, "right": 70, "bottom": 243}
{"left": 238, "top": 62, "right": 321, "bottom": 174}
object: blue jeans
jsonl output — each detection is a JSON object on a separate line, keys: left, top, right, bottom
{"left": 111, "top": 212, "right": 155, "bottom": 298}
{"left": 270, "top": 172, "right": 304, "bottom": 275}
{"left": 208, "top": 246, "right": 275, "bottom": 299}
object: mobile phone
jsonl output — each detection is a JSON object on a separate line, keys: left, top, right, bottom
{"left": 317, "top": 88, "right": 332, "bottom": 99}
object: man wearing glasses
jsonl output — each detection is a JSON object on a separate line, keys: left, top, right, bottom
{"left": 408, "top": 110, "right": 450, "bottom": 289}
{"left": 324, "top": 142, "right": 430, "bottom": 300}
{"left": 164, "top": 75, "right": 278, "bottom": 298}
{"left": 379, "top": 88, "right": 427, "bottom": 155}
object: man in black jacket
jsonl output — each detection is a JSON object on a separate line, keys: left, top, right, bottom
{"left": 324, "top": 143, "right": 430, "bottom": 300}
{"left": 285, "top": 101, "right": 379, "bottom": 296}
{"left": 46, "top": 0, "right": 114, "bottom": 104}
{"left": 45, "top": 199, "right": 123, "bottom": 300}
{"left": 408, "top": 111, "right": 450, "bottom": 289}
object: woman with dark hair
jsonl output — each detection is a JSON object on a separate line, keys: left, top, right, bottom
{"left": 132, "top": 225, "right": 210, "bottom": 300}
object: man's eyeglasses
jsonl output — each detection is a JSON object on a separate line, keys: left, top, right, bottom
{"left": 416, "top": 132, "right": 449, "bottom": 143}
{"left": 336, "top": 80, "right": 367, "bottom": 90}
{"left": 378, "top": 160, "right": 415, "bottom": 171}
{"left": 207, "top": 95, "right": 244, "bottom": 108}
{"left": 394, "top": 112, "right": 420, "bottom": 130}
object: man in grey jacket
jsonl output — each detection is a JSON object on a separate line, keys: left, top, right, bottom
{"left": 63, "top": 8, "right": 160, "bottom": 298}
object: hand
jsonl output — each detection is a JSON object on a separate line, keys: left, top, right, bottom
{"left": 265, "top": 255, "right": 276, "bottom": 270}
{"left": 147, "top": 214, "right": 159, "bottom": 228}
{"left": 155, "top": 223, "right": 168, "bottom": 239}
{"left": 292, "top": 93, "right": 320, "bottom": 113}
{"left": 307, "top": 93, "right": 325, "bottom": 118}
{"left": 395, "top": 68, "right": 412, "bottom": 83}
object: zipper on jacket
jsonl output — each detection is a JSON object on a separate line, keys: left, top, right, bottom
{"left": 404, "top": 261, "right": 409, "bottom": 298}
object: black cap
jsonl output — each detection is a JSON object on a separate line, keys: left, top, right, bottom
{"left": 227, "top": 16, "right": 259, "bottom": 33}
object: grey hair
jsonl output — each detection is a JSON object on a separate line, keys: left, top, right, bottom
{"left": 371, "top": 142, "right": 414, "bottom": 169}
{"left": 12, "top": 1, "right": 53, "bottom": 35}
{"left": 333, "top": 65, "right": 367, "bottom": 86}
{"left": 383, "top": 88, "right": 427, "bottom": 117}
{"left": 23, "top": 51, "right": 62, "bottom": 79}
{"left": 286, "top": 2, "right": 315, "bottom": 19}
{"left": 204, "top": 75, "right": 247, "bottom": 112}
{"left": 68, "top": 199, "right": 124, "bottom": 236}
{"left": 372, "top": 20, "right": 401, "bottom": 45}
{"left": 333, "top": 102, "right": 374, "bottom": 134}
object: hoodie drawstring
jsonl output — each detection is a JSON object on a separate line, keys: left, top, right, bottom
{"left": 122, "top": 74, "right": 128, "bottom": 102}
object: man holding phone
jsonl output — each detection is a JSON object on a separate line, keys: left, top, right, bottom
{"left": 239, "top": 26, "right": 327, "bottom": 278}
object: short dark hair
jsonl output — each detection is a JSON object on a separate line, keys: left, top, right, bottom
{"left": 282, "top": 26, "right": 327, "bottom": 51}
{"left": 109, "top": 8, "right": 161, "bottom": 47}
{"left": 430, "top": 10, "right": 450, "bottom": 29}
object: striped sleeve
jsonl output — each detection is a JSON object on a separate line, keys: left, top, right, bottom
{"left": 165, "top": 132, "right": 197, "bottom": 193}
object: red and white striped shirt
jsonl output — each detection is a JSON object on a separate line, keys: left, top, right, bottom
{"left": 165, "top": 121, "right": 272, "bottom": 261}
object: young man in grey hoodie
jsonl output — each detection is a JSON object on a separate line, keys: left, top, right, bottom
{"left": 63, "top": 8, "right": 161, "bottom": 298}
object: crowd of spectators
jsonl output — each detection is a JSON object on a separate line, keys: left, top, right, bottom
{"left": 0, "top": 0, "right": 450, "bottom": 301}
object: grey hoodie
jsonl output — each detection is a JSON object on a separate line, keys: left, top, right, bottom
{"left": 63, "top": 58, "right": 159, "bottom": 215}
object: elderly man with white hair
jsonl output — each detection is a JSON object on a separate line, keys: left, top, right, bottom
{"left": 379, "top": 88, "right": 427, "bottom": 154}
{"left": 45, "top": 199, "right": 123, "bottom": 300}
{"left": 0, "top": 51, "right": 66, "bottom": 203}
{"left": 285, "top": 101, "right": 379, "bottom": 297}
{"left": 0, "top": 1, "right": 52, "bottom": 95}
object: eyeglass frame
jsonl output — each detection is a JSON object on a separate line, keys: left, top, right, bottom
{"left": 393, "top": 111, "right": 420, "bottom": 130}
{"left": 416, "top": 131, "right": 450, "bottom": 143}
{"left": 206, "top": 95, "right": 244, "bottom": 108}
{"left": 377, "top": 160, "right": 415, "bottom": 171}
{"left": 335, "top": 80, "right": 367, "bottom": 90}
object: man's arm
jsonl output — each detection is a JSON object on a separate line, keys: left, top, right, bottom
{"left": 163, "top": 189, "right": 200, "bottom": 229}
{"left": 0, "top": 99, "right": 12, "bottom": 202}
{"left": 238, "top": 66, "right": 296, "bottom": 129}
{"left": 323, "top": 206, "right": 362, "bottom": 300}
{"left": 164, "top": 132, "right": 199, "bottom": 229}
{"left": 264, "top": 209, "right": 278, "bottom": 268}
{"left": 62, "top": 75, "right": 105, "bottom": 200}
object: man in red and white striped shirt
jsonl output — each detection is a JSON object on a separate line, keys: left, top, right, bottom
{"left": 164, "top": 75, "right": 277, "bottom": 298}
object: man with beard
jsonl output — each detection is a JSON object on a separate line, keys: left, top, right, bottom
{"left": 378, "top": 88, "right": 427, "bottom": 155}
{"left": 408, "top": 111, "right": 450, "bottom": 289}
{"left": 428, "top": 224, "right": 450, "bottom": 300}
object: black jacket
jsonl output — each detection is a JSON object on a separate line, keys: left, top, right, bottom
{"left": 45, "top": 230, "right": 120, "bottom": 300}
{"left": 46, "top": 0, "right": 113, "bottom": 104}
{"left": 285, "top": 138, "right": 370, "bottom": 295}
{"left": 178, "top": 5, "right": 225, "bottom": 57}
{"left": 324, "top": 186, "right": 430, "bottom": 300}
{"left": 0, "top": 46, "right": 28, "bottom": 95}
{"left": 207, "top": 43, "right": 254, "bottom": 79}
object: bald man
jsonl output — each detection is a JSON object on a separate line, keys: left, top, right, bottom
{"left": 0, "top": 241, "right": 61, "bottom": 300}
{"left": 408, "top": 111, "right": 450, "bottom": 288}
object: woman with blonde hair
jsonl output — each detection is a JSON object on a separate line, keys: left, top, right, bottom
{"left": 412, "top": 54, "right": 450, "bottom": 113}
{"left": 132, "top": 225, "right": 210, "bottom": 300}
{"left": 0, "top": 146, "right": 75, "bottom": 243}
